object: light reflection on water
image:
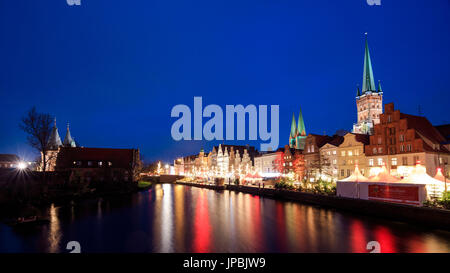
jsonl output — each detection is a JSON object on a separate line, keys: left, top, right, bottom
{"left": 0, "top": 183, "right": 449, "bottom": 253}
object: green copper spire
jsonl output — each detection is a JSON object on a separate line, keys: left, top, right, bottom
{"left": 377, "top": 80, "right": 382, "bottom": 92}
{"left": 297, "top": 108, "right": 306, "bottom": 136}
{"left": 290, "top": 112, "right": 297, "bottom": 138}
{"left": 356, "top": 85, "right": 361, "bottom": 97}
{"left": 362, "top": 36, "right": 376, "bottom": 93}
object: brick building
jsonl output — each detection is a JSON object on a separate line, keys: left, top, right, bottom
{"left": 365, "top": 103, "right": 450, "bottom": 178}
{"left": 55, "top": 147, "right": 141, "bottom": 183}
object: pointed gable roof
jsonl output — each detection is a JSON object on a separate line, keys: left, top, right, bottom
{"left": 47, "top": 118, "right": 62, "bottom": 150}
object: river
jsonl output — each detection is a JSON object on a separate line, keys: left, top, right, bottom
{"left": 1, "top": 183, "right": 449, "bottom": 253}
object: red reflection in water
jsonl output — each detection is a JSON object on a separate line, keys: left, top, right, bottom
{"left": 350, "top": 220, "right": 366, "bottom": 253}
{"left": 193, "top": 191, "right": 211, "bottom": 252}
{"left": 275, "top": 202, "right": 287, "bottom": 251}
{"left": 375, "top": 226, "right": 396, "bottom": 253}
{"left": 251, "top": 196, "right": 262, "bottom": 248}
{"left": 407, "top": 235, "right": 425, "bottom": 253}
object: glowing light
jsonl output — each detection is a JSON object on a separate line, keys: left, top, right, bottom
{"left": 17, "top": 162, "right": 27, "bottom": 170}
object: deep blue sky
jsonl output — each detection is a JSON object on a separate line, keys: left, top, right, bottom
{"left": 0, "top": 0, "right": 449, "bottom": 163}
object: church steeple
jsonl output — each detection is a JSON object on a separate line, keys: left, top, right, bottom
{"left": 63, "top": 122, "right": 76, "bottom": 147}
{"left": 290, "top": 112, "right": 297, "bottom": 138}
{"left": 297, "top": 108, "right": 306, "bottom": 136}
{"left": 47, "top": 118, "right": 62, "bottom": 150}
{"left": 377, "top": 80, "right": 383, "bottom": 93}
{"left": 356, "top": 85, "right": 361, "bottom": 97}
{"left": 362, "top": 35, "right": 376, "bottom": 93}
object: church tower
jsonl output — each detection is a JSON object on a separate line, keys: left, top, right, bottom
{"left": 295, "top": 107, "right": 306, "bottom": 150}
{"left": 352, "top": 36, "right": 383, "bottom": 135}
{"left": 289, "top": 108, "right": 307, "bottom": 150}
{"left": 289, "top": 113, "right": 297, "bottom": 148}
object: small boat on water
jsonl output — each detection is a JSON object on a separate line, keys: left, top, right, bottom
{"left": 5, "top": 216, "right": 50, "bottom": 227}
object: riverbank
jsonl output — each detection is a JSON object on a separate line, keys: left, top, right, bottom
{"left": 177, "top": 181, "right": 450, "bottom": 230}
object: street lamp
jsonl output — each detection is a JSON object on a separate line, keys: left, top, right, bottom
{"left": 17, "top": 161, "right": 27, "bottom": 170}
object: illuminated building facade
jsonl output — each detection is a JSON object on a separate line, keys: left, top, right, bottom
{"left": 365, "top": 103, "right": 450, "bottom": 178}
{"left": 303, "top": 134, "right": 333, "bottom": 181}
{"left": 319, "top": 135, "right": 344, "bottom": 181}
{"left": 0, "top": 154, "right": 20, "bottom": 168}
{"left": 337, "top": 133, "right": 370, "bottom": 179}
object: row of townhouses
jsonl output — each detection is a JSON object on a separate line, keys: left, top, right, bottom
{"left": 174, "top": 38, "right": 450, "bottom": 182}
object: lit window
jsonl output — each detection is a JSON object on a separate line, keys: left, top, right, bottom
{"left": 407, "top": 144, "right": 412, "bottom": 152}
{"left": 333, "top": 150, "right": 336, "bottom": 155}
{"left": 392, "top": 158, "right": 397, "bottom": 166}
{"left": 341, "top": 151, "right": 346, "bottom": 156}
{"left": 332, "top": 159, "right": 337, "bottom": 165}
{"left": 355, "top": 149, "right": 359, "bottom": 156}
{"left": 99, "top": 161, "right": 103, "bottom": 167}
{"left": 108, "top": 161, "right": 112, "bottom": 167}
{"left": 377, "top": 158, "right": 383, "bottom": 166}
{"left": 378, "top": 147, "right": 383, "bottom": 154}
{"left": 348, "top": 151, "right": 353, "bottom": 156}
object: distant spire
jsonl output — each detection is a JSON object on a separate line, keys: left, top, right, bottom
{"left": 356, "top": 84, "right": 361, "bottom": 97}
{"left": 63, "top": 122, "right": 76, "bottom": 147}
{"left": 377, "top": 80, "right": 382, "bottom": 93}
{"left": 47, "top": 118, "right": 62, "bottom": 150}
{"left": 297, "top": 107, "right": 306, "bottom": 136}
{"left": 290, "top": 112, "right": 297, "bottom": 138}
{"left": 362, "top": 34, "right": 376, "bottom": 93}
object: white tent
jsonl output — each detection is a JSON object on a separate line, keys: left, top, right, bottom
{"left": 368, "top": 164, "right": 400, "bottom": 183}
{"left": 434, "top": 168, "right": 448, "bottom": 183}
{"left": 340, "top": 164, "right": 369, "bottom": 182}
{"left": 401, "top": 163, "right": 442, "bottom": 185}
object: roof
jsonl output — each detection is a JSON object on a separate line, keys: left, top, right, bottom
{"left": 297, "top": 107, "right": 306, "bottom": 136}
{"left": 47, "top": 119, "right": 62, "bottom": 150}
{"left": 352, "top": 133, "right": 370, "bottom": 145}
{"left": 63, "top": 123, "right": 76, "bottom": 147}
{"left": 307, "top": 134, "right": 333, "bottom": 149}
{"left": 327, "top": 135, "right": 344, "bottom": 146}
{"left": 435, "top": 124, "right": 450, "bottom": 143}
{"left": 56, "top": 147, "right": 137, "bottom": 169}
{"left": 290, "top": 113, "right": 297, "bottom": 138}
{"left": 400, "top": 114, "right": 446, "bottom": 145}
{"left": 362, "top": 38, "right": 377, "bottom": 93}
{"left": 0, "top": 154, "right": 20, "bottom": 162}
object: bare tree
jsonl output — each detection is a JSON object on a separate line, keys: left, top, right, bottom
{"left": 19, "top": 107, "right": 53, "bottom": 173}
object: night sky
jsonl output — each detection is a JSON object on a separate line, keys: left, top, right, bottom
{"left": 0, "top": 0, "right": 449, "bottom": 163}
